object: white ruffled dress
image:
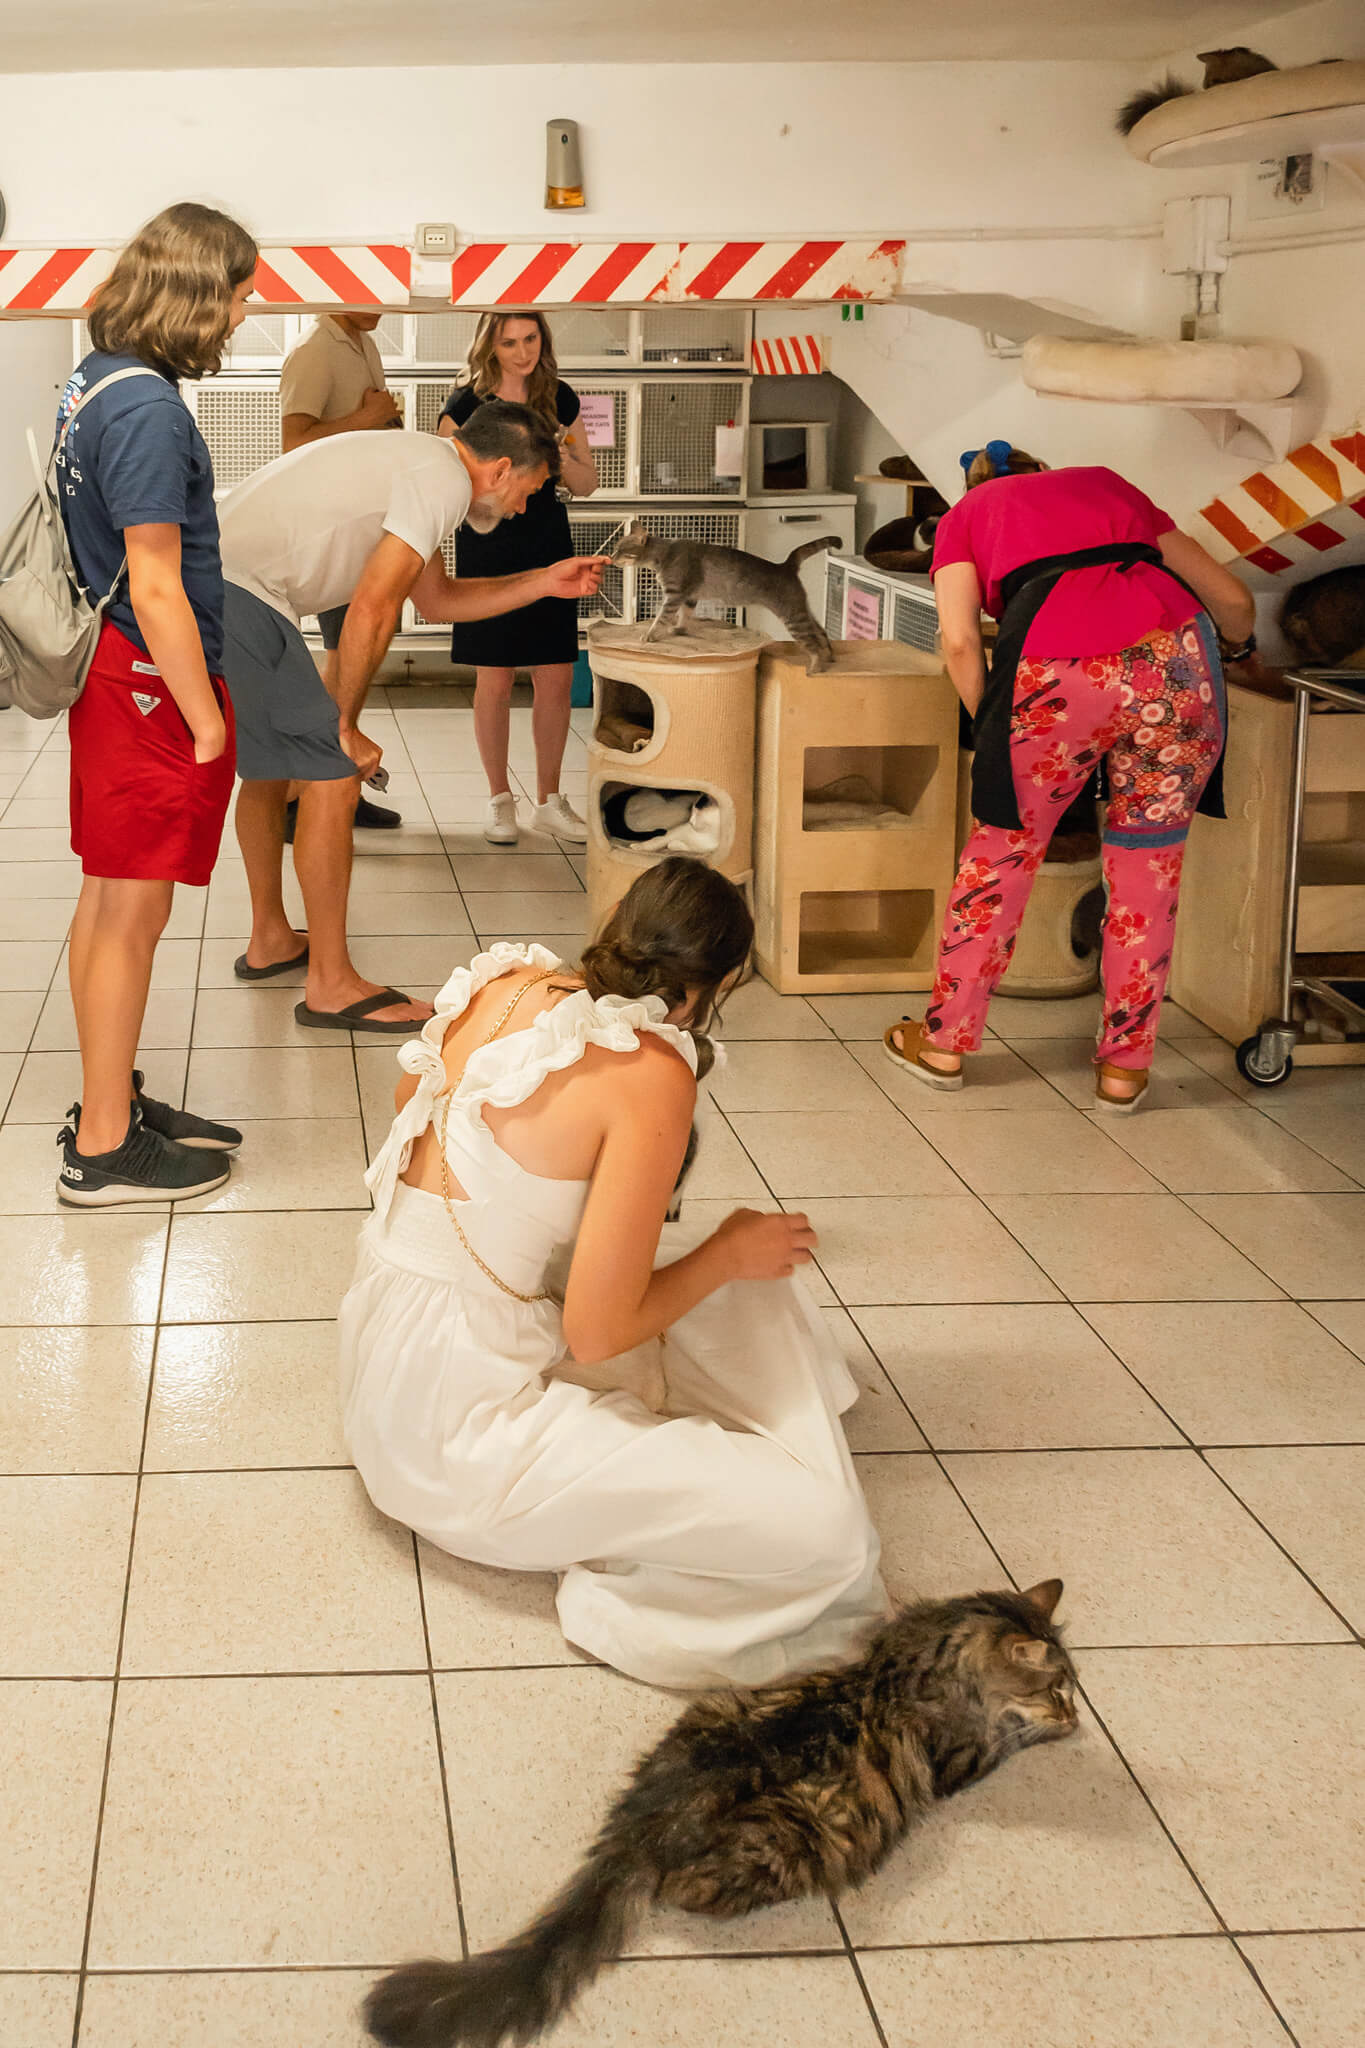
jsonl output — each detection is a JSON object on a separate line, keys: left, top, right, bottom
{"left": 338, "top": 943, "right": 886, "bottom": 1690}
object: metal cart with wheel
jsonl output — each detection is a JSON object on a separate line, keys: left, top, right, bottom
{"left": 1237, "top": 666, "right": 1365, "bottom": 1089}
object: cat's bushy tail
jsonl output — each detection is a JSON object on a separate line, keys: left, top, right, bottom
{"left": 785, "top": 535, "right": 842, "bottom": 570}
{"left": 1116, "top": 76, "right": 1191, "bottom": 134}
{"left": 364, "top": 1843, "right": 651, "bottom": 2048}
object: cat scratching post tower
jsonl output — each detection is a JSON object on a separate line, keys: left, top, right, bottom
{"left": 754, "top": 641, "right": 960, "bottom": 992}
{"left": 585, "top": 624, "right": 767, "bottom": 935}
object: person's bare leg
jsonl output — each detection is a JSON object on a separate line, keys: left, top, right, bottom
{"left": 69, "top": 874, "right": 173, "bottom": 1154}
{"left": 473, "top": 667, "right": 516, "bottom": 796}
{"left": 292, "top": 777, "right": 431, "bottom": 1026}
{"left": 234, "top": 779, "right": 305, "bottom": 969}
{"left": 530, "top": 663, "right": 574, "bottom": 804}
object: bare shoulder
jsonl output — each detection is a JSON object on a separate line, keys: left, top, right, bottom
{"left": 579, "top": 1032, "right": 697, "bottom": 1113}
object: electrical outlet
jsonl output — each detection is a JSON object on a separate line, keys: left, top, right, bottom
{"left": 415, "top": 223, "right": 457, "bottom": 256}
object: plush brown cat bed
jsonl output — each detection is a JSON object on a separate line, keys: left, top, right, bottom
{"left": 865, "top": 517, "right": 933, "bottom": 574}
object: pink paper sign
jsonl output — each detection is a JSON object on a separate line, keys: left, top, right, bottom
{"left": 844, "top": 585, "right": 882, "bottom": 640}
{"left": 578, "top": 392, "right": 616, "bottom": 448}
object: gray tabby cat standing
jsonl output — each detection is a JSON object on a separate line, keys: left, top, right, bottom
{"left": 366, "top": 1578, "right": 1078, "bottom": 2048}
{"left": 614, "top": 521, "right": 840, "bottom": 673}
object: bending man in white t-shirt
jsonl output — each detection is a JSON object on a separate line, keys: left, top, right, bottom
{"left": 217, "top": 400, "right": 605, "bottom": 1033}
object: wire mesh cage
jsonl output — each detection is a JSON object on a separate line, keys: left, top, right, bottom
{"left": 552, "top": 309, "right": 634, "bottom": 362}
{"left": 824, "top": 559, "right": 847, "bottom": 638}
{"left": 371, "top": 312, "right": 411, "bottom": 364}
{"left": 639, "top": 380, "right": 746, "bottom": 497}
{"left": 892, "top": 589, "right": 940, "bottom": 653}
{"left": 412, "top": 381, "right": 456, "bottom": 437}
{"left": 188, "top": 385, "right": 283, "bottom": 490}
{"left": 571, "top": 383, "right": 630, "bottom": 494}
{"left": 641, "top": 309, "right": 750, "bottom": 365}
{"left": 630, "top": 510, "right": 744, "bottom": 623}
{"left": 569, "top": 511, "right": 628, "bottom": 624}
{"left": 228, "top": 314, "right": 292, "bottom": 365}
{"left": 412, "top": 311, "right": 482, "bottom": 364}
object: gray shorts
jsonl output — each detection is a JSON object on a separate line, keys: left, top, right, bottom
{"left": 222, "top": 584, "right": 355, "bottom": 784}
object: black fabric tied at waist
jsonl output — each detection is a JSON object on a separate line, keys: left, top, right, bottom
{"left": 965, "top": 541, "right": 1227, "bottom": 831}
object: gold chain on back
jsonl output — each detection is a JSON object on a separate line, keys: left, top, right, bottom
{"left": 437, "top": 969, "right": 559, "bottom": 1303}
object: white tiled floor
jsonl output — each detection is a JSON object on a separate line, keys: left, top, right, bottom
{"left": 2, "top": 687, "right": 1363, "bottom": 2046}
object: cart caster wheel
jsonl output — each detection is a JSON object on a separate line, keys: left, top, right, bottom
{"left": 1236, "top": 1033, "right": 1294, "bottom": 1087}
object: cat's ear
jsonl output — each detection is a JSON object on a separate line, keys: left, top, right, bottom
{"left": 1005, "top": 1636, "right": 1054, "bottom": 1670}
{"left": 1020, "top": 1578, "right": 1064, "bottom": 1620}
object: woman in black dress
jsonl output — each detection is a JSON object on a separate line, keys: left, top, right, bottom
{"left": 438, "top": 312, "right": 599, "bottom": 844}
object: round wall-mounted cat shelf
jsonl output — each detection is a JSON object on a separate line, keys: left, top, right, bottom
{"left": 1022, "top": 335, "right": 1306, "bottom": 462}
{"left": 1124, "top": 59, "right": 1365, "bottom": 190}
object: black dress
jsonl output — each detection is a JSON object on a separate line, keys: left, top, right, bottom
{"left": 441, "top": 381, "right": 582, "bottom": 668}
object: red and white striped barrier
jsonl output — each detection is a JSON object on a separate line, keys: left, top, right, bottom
{"left": 1190, "top": 430, "right": 1365, "bottom": 577}
{"left": 751, "top": 334, "right": 826, "bottom": 374}
{"left": 0, "top": 236, "right": 901, "bottom": 315}
{"left": 0, "top": 242, "right": 412, "bottom": 314}
{"left": 446, "top": 239, "right": 903, "bottom": 306}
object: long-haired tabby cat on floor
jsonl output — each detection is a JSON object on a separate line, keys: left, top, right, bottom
{"left": 613, "top": 522, "right": 840, "bottom": 673}
{"left": 366, "top": 1579, "right": 1077, "bottom": 2048}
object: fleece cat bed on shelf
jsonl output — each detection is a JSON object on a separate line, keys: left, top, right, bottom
{"left": 1022, "top": 334, "right": 1304, "bottom": 461}
{"left": 1123, "top": 60, "right": 1365, "bottom": 188}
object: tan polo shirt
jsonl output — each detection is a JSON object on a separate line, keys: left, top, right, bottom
{"left": 278, "top": 315, "right": 387, "bottom": 424}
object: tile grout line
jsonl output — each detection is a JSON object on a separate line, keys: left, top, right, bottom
{"left": 68, "top": 1211, "right": 174, "bottom": 2048}
{"left": 413, "top": 1535, "right": 472, "bottom": 1966}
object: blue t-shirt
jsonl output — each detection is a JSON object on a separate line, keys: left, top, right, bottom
{"left": 55, "top": 351, "right": 225, "bottom": 670}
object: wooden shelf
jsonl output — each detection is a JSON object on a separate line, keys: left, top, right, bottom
{"left": 854, "top": 475, "right": 937, "bottom": 489}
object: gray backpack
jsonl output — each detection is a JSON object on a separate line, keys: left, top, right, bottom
{"left": 0, "top": 366, "right": 163, "bottom": 719}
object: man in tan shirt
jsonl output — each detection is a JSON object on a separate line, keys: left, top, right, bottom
{"left": 279, "top": 313, "right": 403, "bottom": 829}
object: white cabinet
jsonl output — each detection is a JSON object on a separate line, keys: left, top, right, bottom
{"left": 743, "top": 496, "right": 857, "bottom": 633}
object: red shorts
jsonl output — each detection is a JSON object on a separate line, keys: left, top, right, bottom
{"left": 69, "top": 621, "right": 237, "bottom": 886}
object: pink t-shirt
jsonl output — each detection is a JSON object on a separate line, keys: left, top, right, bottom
{"left": 931, "top": 466, "right": 1197, "bottom": 656}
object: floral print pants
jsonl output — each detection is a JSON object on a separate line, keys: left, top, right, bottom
{"left": 924, "top": 620, "right": 1226, "bottom": 1070}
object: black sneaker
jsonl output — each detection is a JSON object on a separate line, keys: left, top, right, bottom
{"left": 132, "top": 1072, "right": 242, "bottom": 1151}
{"left": 56, "top": 1109, "right": 230, "bottom": 1208}
{"left": 284, "top": 793, "right": 402, "bottom": 844}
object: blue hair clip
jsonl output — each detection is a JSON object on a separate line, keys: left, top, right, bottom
{"left": 960, "top": 440, "right": 1015, "bottom": 478}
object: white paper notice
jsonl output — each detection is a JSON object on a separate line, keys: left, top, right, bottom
{"left": 578, "top": 393, "right": 616, "bottom": 448}
{"left": 714, "top": 424, "right": 745, "bottom": 478}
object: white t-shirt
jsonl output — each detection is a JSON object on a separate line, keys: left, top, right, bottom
{"left": 218, "top": 433, "right": 472, "bottom": 623}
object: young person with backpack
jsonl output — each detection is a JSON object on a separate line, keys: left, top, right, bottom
{"left": 53, "top": 202, "right": 259, "bottom": 1205}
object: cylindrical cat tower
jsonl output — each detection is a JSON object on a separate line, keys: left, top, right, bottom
{"left": 585, "top": 624, "right": 766, "bottom": 935}
{"left": 997, "top": 847, "right": 1105, "bottom": 999}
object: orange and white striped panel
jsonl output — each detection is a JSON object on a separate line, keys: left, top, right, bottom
{"left": 446, "top": 239, "right": 905, "bottom": 307}
{"left": 0, "top": 244, "right": 412, "bottom": 313}
{"left": 249, "top": 245, "right": 411, "bottom": 305}
{"left": 1189, "top": 430, "right": 1365, "bottom": 576}
{"left": 751, "top": 334, "right": 826, "bottom": 374}
{"left": 1, "top": 237, "right": 902, "bottom": 314}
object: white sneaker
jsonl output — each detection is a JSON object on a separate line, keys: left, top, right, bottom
{"left": 484, "top": 793, "right": 519, "bottom": 845}
{"left": 534, "top": 793, "right": 588, "bottom": 844}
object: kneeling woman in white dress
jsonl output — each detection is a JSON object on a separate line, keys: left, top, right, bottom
{"left": 339, "top": 856, "right": 887, "bottom": 1689}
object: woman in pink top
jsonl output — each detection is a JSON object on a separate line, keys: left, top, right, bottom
{"left": 884, "top": 444, "right": 1256, "bottom": 1110}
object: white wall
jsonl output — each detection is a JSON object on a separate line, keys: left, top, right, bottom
{"left": 3, "top": 10, "right": 1362, "bottom": 556}
{"left": 0, "top": 322, "right": 73, "bottom": 525}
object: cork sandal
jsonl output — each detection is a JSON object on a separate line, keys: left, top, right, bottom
{"left": 882, "top": 1017, "right": 964, "bottom": 1092}
{"left": 1094, "top": 1061, "right": 1150, "bottom": 1114}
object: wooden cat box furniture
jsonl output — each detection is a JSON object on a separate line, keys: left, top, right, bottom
{"left": 754, "top": 642, "right": 960, "bottom": 993}
{"left": 585, "top": 626, "right": 765, "bottom": 934}
{"left": 997, "top": 851, "right": 1105, "bottom": 998}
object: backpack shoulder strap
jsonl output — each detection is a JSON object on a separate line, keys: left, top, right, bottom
{"left": 53, "top": 365, "right": 168, "bottom": 464}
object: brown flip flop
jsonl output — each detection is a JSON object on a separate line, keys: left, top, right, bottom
{"left": 234, "top": 939, "right": 309, "bottom": 981}
{"left": 294, "top": 988, "right": 429, "bottom": 1035}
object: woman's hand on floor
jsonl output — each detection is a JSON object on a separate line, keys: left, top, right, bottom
{"left": 711, "top": 1208, "right": 818, "bottom": 1282}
